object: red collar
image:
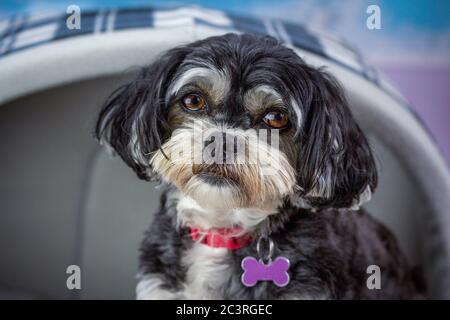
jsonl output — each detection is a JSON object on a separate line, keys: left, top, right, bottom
{"left": 190, "top": 227, "right": 252, "bottom": 250}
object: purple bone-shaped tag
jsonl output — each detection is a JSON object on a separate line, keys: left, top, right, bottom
{"left": 241, "top": 256, "right": 290, "bottom": 287}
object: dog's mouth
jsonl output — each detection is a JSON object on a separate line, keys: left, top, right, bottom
{"left": 192, "top": 164, "right": 240, "bottom": 185}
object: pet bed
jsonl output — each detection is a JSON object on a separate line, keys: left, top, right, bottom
{"left": 0, "top": 6, "right": 449, "bottom": 299}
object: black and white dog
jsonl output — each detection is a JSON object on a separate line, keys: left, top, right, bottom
{"left": 95, "top": 33, "right": 422, "bottom": 299}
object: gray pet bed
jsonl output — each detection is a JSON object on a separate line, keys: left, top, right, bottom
{"left": 0, "top": 6, "right": 449, "bottom": 299}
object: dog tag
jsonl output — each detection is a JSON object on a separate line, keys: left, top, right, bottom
{"left": 241, "top": 237, "right": 290, "bottom": 287}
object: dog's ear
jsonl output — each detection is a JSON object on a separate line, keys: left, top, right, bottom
{"left": 95, "top": 47, "right": 191, "bottom": 180}
{"left": 294, "top": 68, "right": 377, "bottom": 209}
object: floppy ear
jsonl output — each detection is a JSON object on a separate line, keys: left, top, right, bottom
{"left": 95, "top": 47, "right": 191, "bottom": 180}
{"left": 295, "top": 68, "right": 377, "bottom": 209}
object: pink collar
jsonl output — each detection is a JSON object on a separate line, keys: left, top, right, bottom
{"left": 189, "top": 227, "right": 252, "bottom": 250}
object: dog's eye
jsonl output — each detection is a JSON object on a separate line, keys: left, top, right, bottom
{"left": 262, "top": 111, "right": 289, "bottom": 129}
{"left": 182, "top": 94, "right": 207, "bottom": 111}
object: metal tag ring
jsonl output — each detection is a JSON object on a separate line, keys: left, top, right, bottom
{"left": 256, "top": 236, "right": 274, "bottom": 263}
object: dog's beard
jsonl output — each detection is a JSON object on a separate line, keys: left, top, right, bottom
{"left": 150, "top": 120, "right": 296, "bottom": 213}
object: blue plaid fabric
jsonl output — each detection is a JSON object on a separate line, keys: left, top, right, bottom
{"left": 0, "top": 5, "right": 403, "bottom": 104}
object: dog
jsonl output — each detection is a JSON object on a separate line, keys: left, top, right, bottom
{"left": 95, "top": 33, "right": 422, "bottom": 299}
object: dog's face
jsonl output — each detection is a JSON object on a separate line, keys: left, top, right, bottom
{"left": 96, "top": 33, "right": 377, "bottom": 221}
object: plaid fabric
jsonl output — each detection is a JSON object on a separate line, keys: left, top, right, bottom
{"left": 0, "top": 5, "right": 404, "bottom": 104}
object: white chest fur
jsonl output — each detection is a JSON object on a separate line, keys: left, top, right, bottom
{"left": 182, "top": 243, "right": 232, "bottom": 299}
{"left": 136, "top": 243, "right": 233, "bottom": 300}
